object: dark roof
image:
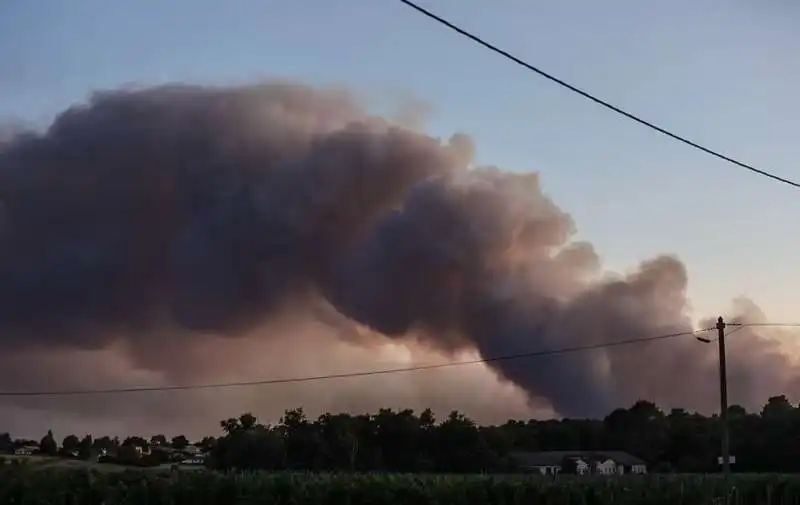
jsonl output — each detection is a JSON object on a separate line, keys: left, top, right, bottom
{"left": 510, "top": 450, "right": 646, "bottom": 466}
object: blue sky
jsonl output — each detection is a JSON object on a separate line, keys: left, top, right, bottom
{"left": 2, "top": 0, "right": 799, "bottom": 324}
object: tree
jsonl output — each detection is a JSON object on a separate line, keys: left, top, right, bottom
{"left": 318, "top": 413, "right": 359, "bottom": 470}
{"left": 198, "top": 436, "right": 217, "bottom": 452}
{"left": 93, "top": 436, "right": 118, "bottom": 453}
{"left": 0, "top": 433, "right": 12, "bottom": 453}
{"left": 761, "top": 395, "right": 793, "bottom": 419}
{"left": 118, "top": 444, "right": 140, "bottom": 465}
{"left": 220, "top": 418, "right": 240, "bottom": 435}
{"left": 61, "top": 435, "right": 80, "bottom": 453}
{"left": 171, "top": 435, "right": 190, "bottom": 450}
{"left": 122, "top": 436, "right": 148, "bottom": 448}
{"left": 239, "top": 413, "right": 257, "bottom": 430}
{"left": 40, "top": 430, "right": 57, "bottom": 456}
{"left": 281, "top": 408, "right": 324, "bottom": 470}
{"left": 78, "top": 435, "right": 93, "bottom": 459}
{"left": 430, "top": 411, "right": 488, "bottom": 473}
{"left": 211, "top": 424, "right": 283, "bottom": 471}
{"left": 372, "top": 408, "right": 421, "bottom": 471}
{"left": 150, "top": 434, "right": 167, "bottom": 447}
{"left": 6, "top": 395, "right": 800, "bottom": 474}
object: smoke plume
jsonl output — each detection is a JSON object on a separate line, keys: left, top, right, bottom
{"left": 0, "top": 81, "right": 798, "bottom": 434}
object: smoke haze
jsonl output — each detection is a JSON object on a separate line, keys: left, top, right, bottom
{"left": 0, "top": 81, "right": 798, "bottom": 438}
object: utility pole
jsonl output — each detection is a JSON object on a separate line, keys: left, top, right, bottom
{"left": 717, "top": 316, "right": 731, "bottom": 484}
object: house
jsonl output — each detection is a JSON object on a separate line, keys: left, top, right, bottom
{"left": 510, "top": 451, "right": 647, "bottom": 476}
{"left": 571, "top": 457, "right": 590, "bottom": 475}
{"left": 557, "top": 455, "right": 591, "bottom": 475}
{"left": 14, "top": 444, "right": 39, "bottom": 456}
{"left": 594, "top": 458, "right": 618, "bottom": 475}
{"left": 511, "top": 451, "right": 563, "bottom": 475}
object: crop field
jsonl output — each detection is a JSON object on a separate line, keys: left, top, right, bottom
{"left": 1, "top": 467, "right": 799, "bottom": 504}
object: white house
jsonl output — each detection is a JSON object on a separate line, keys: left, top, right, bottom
{"left": 594, "top": 458, "right": 617, "bottom": 475}
{"left": 536, "top": 464, "right": 561, "bottom": 476}
{"left": 511, "top": 451, "right": 647, "bottom": 476}
{"left": 510, "top": 451, "right": 568, "bottom": 475}
{"left": 13, "top": 444, "right": 39, "bottom": 456}
{"left": 574, "top": 459, "right": 590, "bottom": 475}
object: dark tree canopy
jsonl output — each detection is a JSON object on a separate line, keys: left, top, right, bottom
{"left": 171, "top": 435, "right": 190, "bottom": 450}
{"left": 202, "top": 396, "right": 800, "bottom": 473}
{"left": 39, "top": 430, "right": 57, "bottom": 456}
{"left": 6, "top": 396, "right": 800, "bottom": 473}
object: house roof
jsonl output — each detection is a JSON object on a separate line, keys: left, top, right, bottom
{"left": 510, "top": 450, "right": 646, "bottom": 466}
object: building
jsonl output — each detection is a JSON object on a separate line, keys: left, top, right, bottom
{"left": 510, "top": 451, "right": 647, "bottom": 476}
{"left": 569, "top": 457, "right": 590, "bottom": 475}
{"left": 13, "top": 444, "right": 39, "bottom": 456}
{"left": 593, "top": 458, "right": 619, "bottom": 475}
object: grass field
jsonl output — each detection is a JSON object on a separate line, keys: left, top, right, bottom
{"left": 1, "top": 467, "right": 799, "bottom": 504}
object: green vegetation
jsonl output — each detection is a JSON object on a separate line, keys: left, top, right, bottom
{"left": 4, "top": 395, "right": 800, "bottom": 473}
{"left": 2, "top": 467, "right": 800, "bottom": 504}
{"left": 206, "top": 395, "right": 800, "bottom": 473}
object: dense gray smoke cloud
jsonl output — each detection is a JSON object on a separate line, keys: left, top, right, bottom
{"left": 0, "top": 324, "right": 541, "bottom": 438}
{"left": 1, "top": 81, "right": 799, "bottom": 428}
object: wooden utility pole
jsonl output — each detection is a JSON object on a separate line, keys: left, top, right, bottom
{"left": 717, "top": 316, "right": 731, "bottom": 485}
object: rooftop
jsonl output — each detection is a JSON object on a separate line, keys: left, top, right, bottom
{"left": 510, "top": 450, "right": 646, "bottom": 467}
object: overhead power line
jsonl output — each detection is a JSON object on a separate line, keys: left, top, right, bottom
{"left": 397, "top": 0, "right": 800, "bottom": 189}
{"left": 735, "top": 322, "right": 800, "bottom": 328}
{"left": 0, "top": 327, "right": 715, "bottom": 398}
{"left": 1, "top": 323, "right": 795, "bottom": 398}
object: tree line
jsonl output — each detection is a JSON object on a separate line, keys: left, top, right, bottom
{"left": 2, "top": 395, "right": 800, "bottom": 473}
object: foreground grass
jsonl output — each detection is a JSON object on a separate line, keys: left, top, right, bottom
{"left": 1, "top": 467, "right": 799, "bottom": 504}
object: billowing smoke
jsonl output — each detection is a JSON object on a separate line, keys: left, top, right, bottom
{"left": 0, "top": 81, "right": 798, "bottom": 432}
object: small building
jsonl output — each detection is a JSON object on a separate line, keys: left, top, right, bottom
{"left": 14, "top": 444, "right": 39, "bottom": 456}
{"left": 511, "top": 451, "right": 647, "bottom": 476}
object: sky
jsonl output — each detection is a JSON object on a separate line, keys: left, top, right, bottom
{"left": 1, "top": 0, "right": 800, "bottom": 438}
